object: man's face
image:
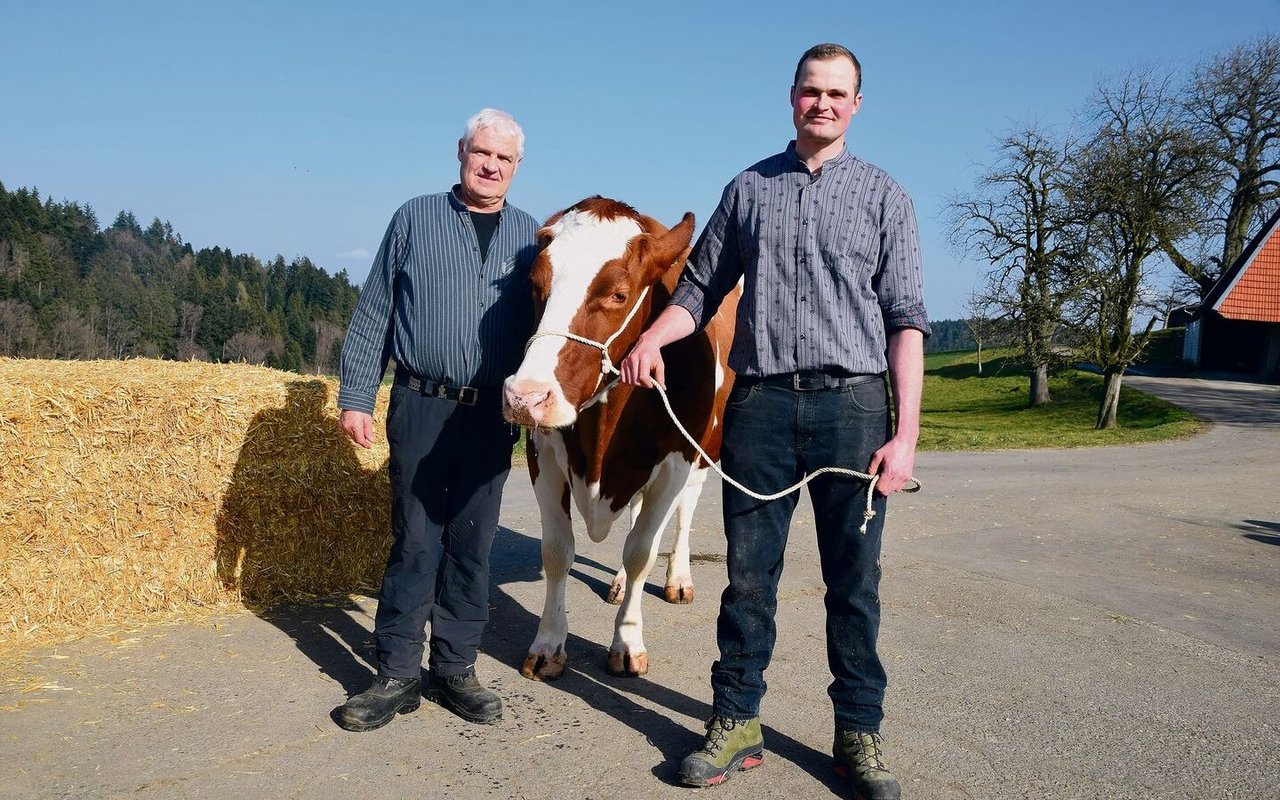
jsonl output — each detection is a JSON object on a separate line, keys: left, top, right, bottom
{"left": 457, "top": 126, "right": 521, "bottom": 208}
{"left": 790, "top": 56, "right": 862, "bottom": 149}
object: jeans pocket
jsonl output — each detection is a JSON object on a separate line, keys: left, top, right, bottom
{"left": 844, "top": 377, "right": 888, "bottom": 413}
{"left": 386, "top": 384, "right": 407, "bottom": 440}
{"left": 725, "top": 381, "right": 760, "bottom": 411}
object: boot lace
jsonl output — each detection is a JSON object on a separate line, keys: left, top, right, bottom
{"left": 840, "top": 731, "right": 890, "bottom": 773}
{"left": 699, "top": 716, "right": 740, "bottom": 756}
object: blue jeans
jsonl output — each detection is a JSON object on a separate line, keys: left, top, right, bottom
{"left": 710, "top": 375, "right": 892, "bottom": 732}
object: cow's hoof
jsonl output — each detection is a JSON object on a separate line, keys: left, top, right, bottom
{"left": 606, "top": 649, "right": 648, "bottom": 677}
{"left": 605, "top": 583, "right": 625, "bottom": 605}
{"left": 520, "top": 651, "right": 567, "bottom": 681}
{"left": 663, "top": 584, "right": 695, "bottom": 604}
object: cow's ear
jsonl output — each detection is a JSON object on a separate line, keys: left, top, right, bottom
{"left": 641, "top": 212, "right": 695, "bottom": 283}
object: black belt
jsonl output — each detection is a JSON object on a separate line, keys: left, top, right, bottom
{"left": 745, "top": 371, "right": 881, "bottom": 391}
{"left": 394, "top": 370, "right": 482, "bottom": 406}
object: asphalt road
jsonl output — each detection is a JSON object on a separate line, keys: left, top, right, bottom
{"left": 2, "top": 374, "right": 1277, "bottom": 800}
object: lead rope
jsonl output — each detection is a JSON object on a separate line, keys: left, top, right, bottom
{"left": 647, "top": 379, "right": 920, "bottom": 534}
{"left": 522, "top": 289, "right": 920, "bottom": 534}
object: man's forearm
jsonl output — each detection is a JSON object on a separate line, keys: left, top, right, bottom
{"left": 636, "top": 305, "right": 697, "bottom": 351}
{"left": 886, "top": 328, "right": 924, "bottom": 444}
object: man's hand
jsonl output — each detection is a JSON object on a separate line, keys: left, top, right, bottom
{"left": 868, "top": 435, "right": 916, "bottom": 495}
{"left": 619, "top": 305, "right": 697, "bottom": 389}
{"left": 620, "top": 334, "right": 666, "bottom": 389}
{"left": 340, "top": 409, "right": 375, "bottom": 449}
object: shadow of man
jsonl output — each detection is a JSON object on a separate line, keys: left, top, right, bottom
{"left": 210, "top": 377, "right": 837, "bottom": 792}
{"left": 214, "top": 379, "right": 391, "bottom": 693}
{"left": 483, "top": 524, "right": 842, "bottom": 792}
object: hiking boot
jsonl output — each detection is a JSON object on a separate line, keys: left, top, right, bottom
{"left": 425, "top": 669, "right": 503, "bottom": 724}
{"left": 678, "top": 716, "right": 765, "bottom": 787}
{"left": 833, "top": 730, "right": 901, "bottom": 800}
{"left": 336, "top": 675, "right": 420, "bottom": 732}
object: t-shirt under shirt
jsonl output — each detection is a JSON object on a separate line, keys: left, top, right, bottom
{"left": 469, "top": 210, "right": 500, "bottom": 262}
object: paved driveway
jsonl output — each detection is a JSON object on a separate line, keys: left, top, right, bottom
{"left": 2, "top": 375, "right": 1276, "bottom": 799}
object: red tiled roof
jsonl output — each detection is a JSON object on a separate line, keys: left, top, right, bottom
{"left": 1211, "top": 210, "right": 1280, "bottom": 323}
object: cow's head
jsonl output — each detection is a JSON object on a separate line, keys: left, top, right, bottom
{"left": 503, "top": 197, "right": 694, "bottom": 429}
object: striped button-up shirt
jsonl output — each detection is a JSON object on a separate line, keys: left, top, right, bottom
{"left": 337, "top": 189, "right": 538, "bottom": 414}
{"left": 671, "top": 143, "right": 930, "bottom": 378}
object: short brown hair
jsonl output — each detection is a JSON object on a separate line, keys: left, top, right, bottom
{"left": 793, "top": 43, "right": 862, "bottom": 95}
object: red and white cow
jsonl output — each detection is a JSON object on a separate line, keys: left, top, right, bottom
{"left": 502, "top": 197, "right": 738, "bottom": 680}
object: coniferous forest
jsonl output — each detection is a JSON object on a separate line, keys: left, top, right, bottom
{"left": 0, "top": 182, "right": 360, "bottom": 374}
{"left": 0, "top": 181, "right": 982, "bottom": 373}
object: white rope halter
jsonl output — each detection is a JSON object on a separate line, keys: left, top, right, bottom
{"left": 523, "top": 285, "right": 650, "bottom": 410}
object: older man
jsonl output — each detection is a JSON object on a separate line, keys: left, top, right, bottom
{"left": 621, "top": 45, "right": 928, "bottom": 798}
{"left": 335, "top": 108, "right": 537, "bottom": 731}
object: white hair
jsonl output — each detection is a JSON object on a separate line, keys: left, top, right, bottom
{"left": 462, "top": 108, "right": 525, "bottom": 159}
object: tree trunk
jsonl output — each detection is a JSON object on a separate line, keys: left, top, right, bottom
{"left": 1029, "top": 362, "right": 1052, "bottom": 406}
{"left": 976, "top": 341, "right": 983, "bottom": 375}
{"left": 1096, "top": 370, "right": 1123, "bottom": 429}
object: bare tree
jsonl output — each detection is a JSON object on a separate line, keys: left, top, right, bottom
{"left": 223, "top": 330, "right": 283, "bottom": 365}
{"left": 0, "top": 298, "right": 38, "bottom": 357}
{"left": 48, "top": 304, "right": 107, "bottom": 359}
{"left": 0, "top": 240, "right": 28, "bottom": 281}
{"left": 962, "top": 293, "right": 1012, "bottom": 376}
{"left": 1164, "top": 34, "right": 1280, "bottom": 295}
{"left": 311, "top": 319, "right": 344, "bottom": 375}
{"left": 949, "top": 126, "right": 1080, "bottom": 405}
{"left": 99, "top": 306, "right": 139, "bottom": 358}
{"left": 175, "top": 302, "right": 206, "bottom": 361}
{"left": 1069, "top": 71, "right": 1220, "bottom": 429}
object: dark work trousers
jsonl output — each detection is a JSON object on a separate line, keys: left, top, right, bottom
{"left": 374, "top": 383, "right": 515, "bottom": 679}
{"left": 710, "top": 375, "right": 893, "bottom": 733}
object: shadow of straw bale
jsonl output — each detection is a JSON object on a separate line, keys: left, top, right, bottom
{"left": 215, "top": 380, "right": 391, "bottom": 610}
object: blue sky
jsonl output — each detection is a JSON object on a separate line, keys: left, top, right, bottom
{"left": 4, "top": 1, "right": 1278, "bottom": 320}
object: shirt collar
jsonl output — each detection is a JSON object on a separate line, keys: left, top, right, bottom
{"left": 449, "top": 184, "right": 505, "bottom": 215}
{"left": 784, "top": 141, "right": 852, "bottom": 174}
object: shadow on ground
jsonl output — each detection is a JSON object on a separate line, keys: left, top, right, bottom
{"left": 207, "top": 382, "right": 844, "bottom": 793}
{"left": 262, "top": 524, "right": 842, "bottom": 793}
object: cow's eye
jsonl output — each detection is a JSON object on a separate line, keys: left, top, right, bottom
{"left": 611, "top": 292, "right": 627, "bottom": 304}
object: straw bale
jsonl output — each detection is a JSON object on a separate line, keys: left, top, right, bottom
{"left": 0, "top": 357, "right": 393, "bottom": 670}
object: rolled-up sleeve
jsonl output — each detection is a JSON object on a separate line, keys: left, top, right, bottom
{"left": 875, "top": 190, "right": 931, "bottom": 337}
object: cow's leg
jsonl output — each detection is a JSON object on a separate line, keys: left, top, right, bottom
{"left": 663, "top": 467, "right": 706, "bottom": 605}
{"left": 522, "top": 455, "right": 573, "bottom": 681}
{"left": 606, "top": 496, "right": 642, "bottom": 605}
{"left": 607, "top": 457, "right": 692, "bottom": 676}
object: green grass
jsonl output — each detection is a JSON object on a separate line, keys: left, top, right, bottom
{"left": 416, "top": 348, "right": 1204, "bottom": 463}
{"left": 919, "top": 349, "right": 1205, "bottom": 451}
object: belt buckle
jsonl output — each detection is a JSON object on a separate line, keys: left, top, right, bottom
{"left": 458, "top": 386, "right": 479, "bottom": 406}
{"left": 792, "top": 372, "right": 822, "bottom": 391}
{"left": 408, "top": 376, "right": 422, "bottom": 393}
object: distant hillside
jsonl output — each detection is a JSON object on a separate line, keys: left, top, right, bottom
{"left": 0, "top": 182, "right": 359, "bottom": 373}
{"left": 1, "top": 181, "right": 996, "bottom": 370}
{"left": 925, "top": 318, "right": 983, "bottom": 354}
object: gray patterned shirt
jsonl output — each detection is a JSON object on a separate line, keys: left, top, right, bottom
{"left": 671, "top": 143, "right": 930, "bottom": 377}
{"left": 337, "top": 189, "right": 538, "bottom": 414}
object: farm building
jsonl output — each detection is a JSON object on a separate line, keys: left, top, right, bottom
{"left": 1183, "top": 207, "right": 1280, "bottom": 381}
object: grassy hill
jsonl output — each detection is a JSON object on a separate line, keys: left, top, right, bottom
{"left": 920, "top": 349, "right": 1204, "bottom": 451}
